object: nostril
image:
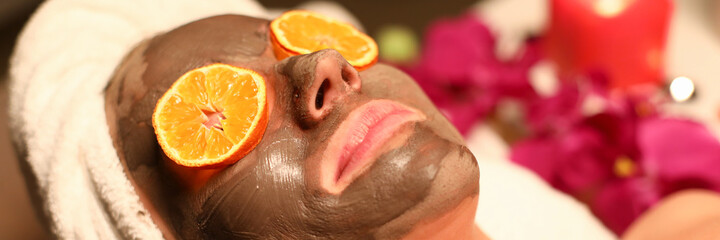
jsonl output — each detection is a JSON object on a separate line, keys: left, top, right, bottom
{"left": 315, "top": 79, "right": 329, "bottom": 110}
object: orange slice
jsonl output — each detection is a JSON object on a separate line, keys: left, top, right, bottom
{"left": 270, "top": 10, "right": 378, "bottom": 70}
{"left": 152, "top": 63, "right": 268, "bottom": 168}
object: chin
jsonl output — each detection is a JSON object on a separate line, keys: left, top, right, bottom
{"left": 377, "top": 147, "right": 479, "bottom": 239}
{"left": 337, "top": 122, "right": 480, "bottom": 238}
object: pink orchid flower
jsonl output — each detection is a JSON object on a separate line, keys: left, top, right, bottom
{"left": 512, "top": 78, "right": 720, "bottom": 234}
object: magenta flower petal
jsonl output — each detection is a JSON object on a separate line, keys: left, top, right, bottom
{"left": 592, "top": 178, "right": 660, "bottom": 235}
{"left": 525, "top": 83, "right": 582, "bottom": 133}
{"left": 582, "top": 113, "right": 640, "bottom": 159}
{"left": 554, "top": 127, "right": 614, "bottom": 193}
{"left": 637, "top": 118, "right": 720, "bottom": 193}
{"left": 420, "top": 13, "right": 496, "bottom": 84}
{"left": 511, "top": 138, "right": 561, "bottom": 181}
{"left": 512, "top": 122, "right": 614, "bottom": 194}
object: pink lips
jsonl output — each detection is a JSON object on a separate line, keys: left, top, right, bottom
{"left": 319, "top": 100, "right": 426, "bottom": 194}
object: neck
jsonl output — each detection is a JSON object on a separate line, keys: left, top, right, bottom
{"left": 401, "top": 195, "right": 488, "bottom": 240}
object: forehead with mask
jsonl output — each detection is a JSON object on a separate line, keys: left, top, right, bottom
{"left": 105, "top": 14, "right": 479, "bottom": 239}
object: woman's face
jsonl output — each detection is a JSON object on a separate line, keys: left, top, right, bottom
{"left": 105, "top": 15, "right": 478, "bottom": 239}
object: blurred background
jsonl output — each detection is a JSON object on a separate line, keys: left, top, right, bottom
{"left": 3, "top": 0, "right": 720, "bottom": 238}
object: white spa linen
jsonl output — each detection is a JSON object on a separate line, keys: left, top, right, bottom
{"left": 10, "top": 0, "right": 614, "bottom": 239}
{"left": 475, "top": 160, "right": 617, "bottom": 240}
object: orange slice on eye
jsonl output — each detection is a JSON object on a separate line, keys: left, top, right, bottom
{"left": 270, "top": 10, "right": 378, "bottom": 70}
{"left": 152, "top": 63, "right": 268, "bottom": 168}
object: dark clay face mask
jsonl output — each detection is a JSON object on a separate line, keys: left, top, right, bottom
{"left": 105, "top": 15, "right": 479, "bottom": 239}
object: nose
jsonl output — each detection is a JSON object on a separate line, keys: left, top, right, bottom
{"left": 310, "top": 50, "right": 362, "bottom": 115}
{"left": 283, "top": 49, "right": 362, "bottom": 123}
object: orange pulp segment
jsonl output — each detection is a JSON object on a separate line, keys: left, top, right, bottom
{"left": 152, "top": 63, "right": 268, "bottom": 168}
{"left": 270, "top": 10, "right": 378, "bottom": 70}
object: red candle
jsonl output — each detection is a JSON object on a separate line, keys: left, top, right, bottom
{"left": 544, "top": 0, "right": 673, "bottom": 91}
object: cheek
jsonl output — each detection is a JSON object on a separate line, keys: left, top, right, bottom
{"left": 201, "top": 136, "right": 311, "bottom": 238}
{"left": 360, "top": 65, "right": 435, "bottom": 111}
{"left": 255, "top": 137, "right": 307, "bottom": 191}
{"left": 360, "top": 65, "right": 464, "bottom": 145}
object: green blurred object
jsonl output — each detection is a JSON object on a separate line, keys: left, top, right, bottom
{"left": 375, "top": 25, "right": 419, "bottom": 64}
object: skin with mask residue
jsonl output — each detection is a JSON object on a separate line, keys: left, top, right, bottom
{"left": 105, "top": 15, "right": 479, "bottom": 239}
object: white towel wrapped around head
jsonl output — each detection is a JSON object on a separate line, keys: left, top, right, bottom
{"left": 9, "top": 0, "right": 268, "bottom": 238}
